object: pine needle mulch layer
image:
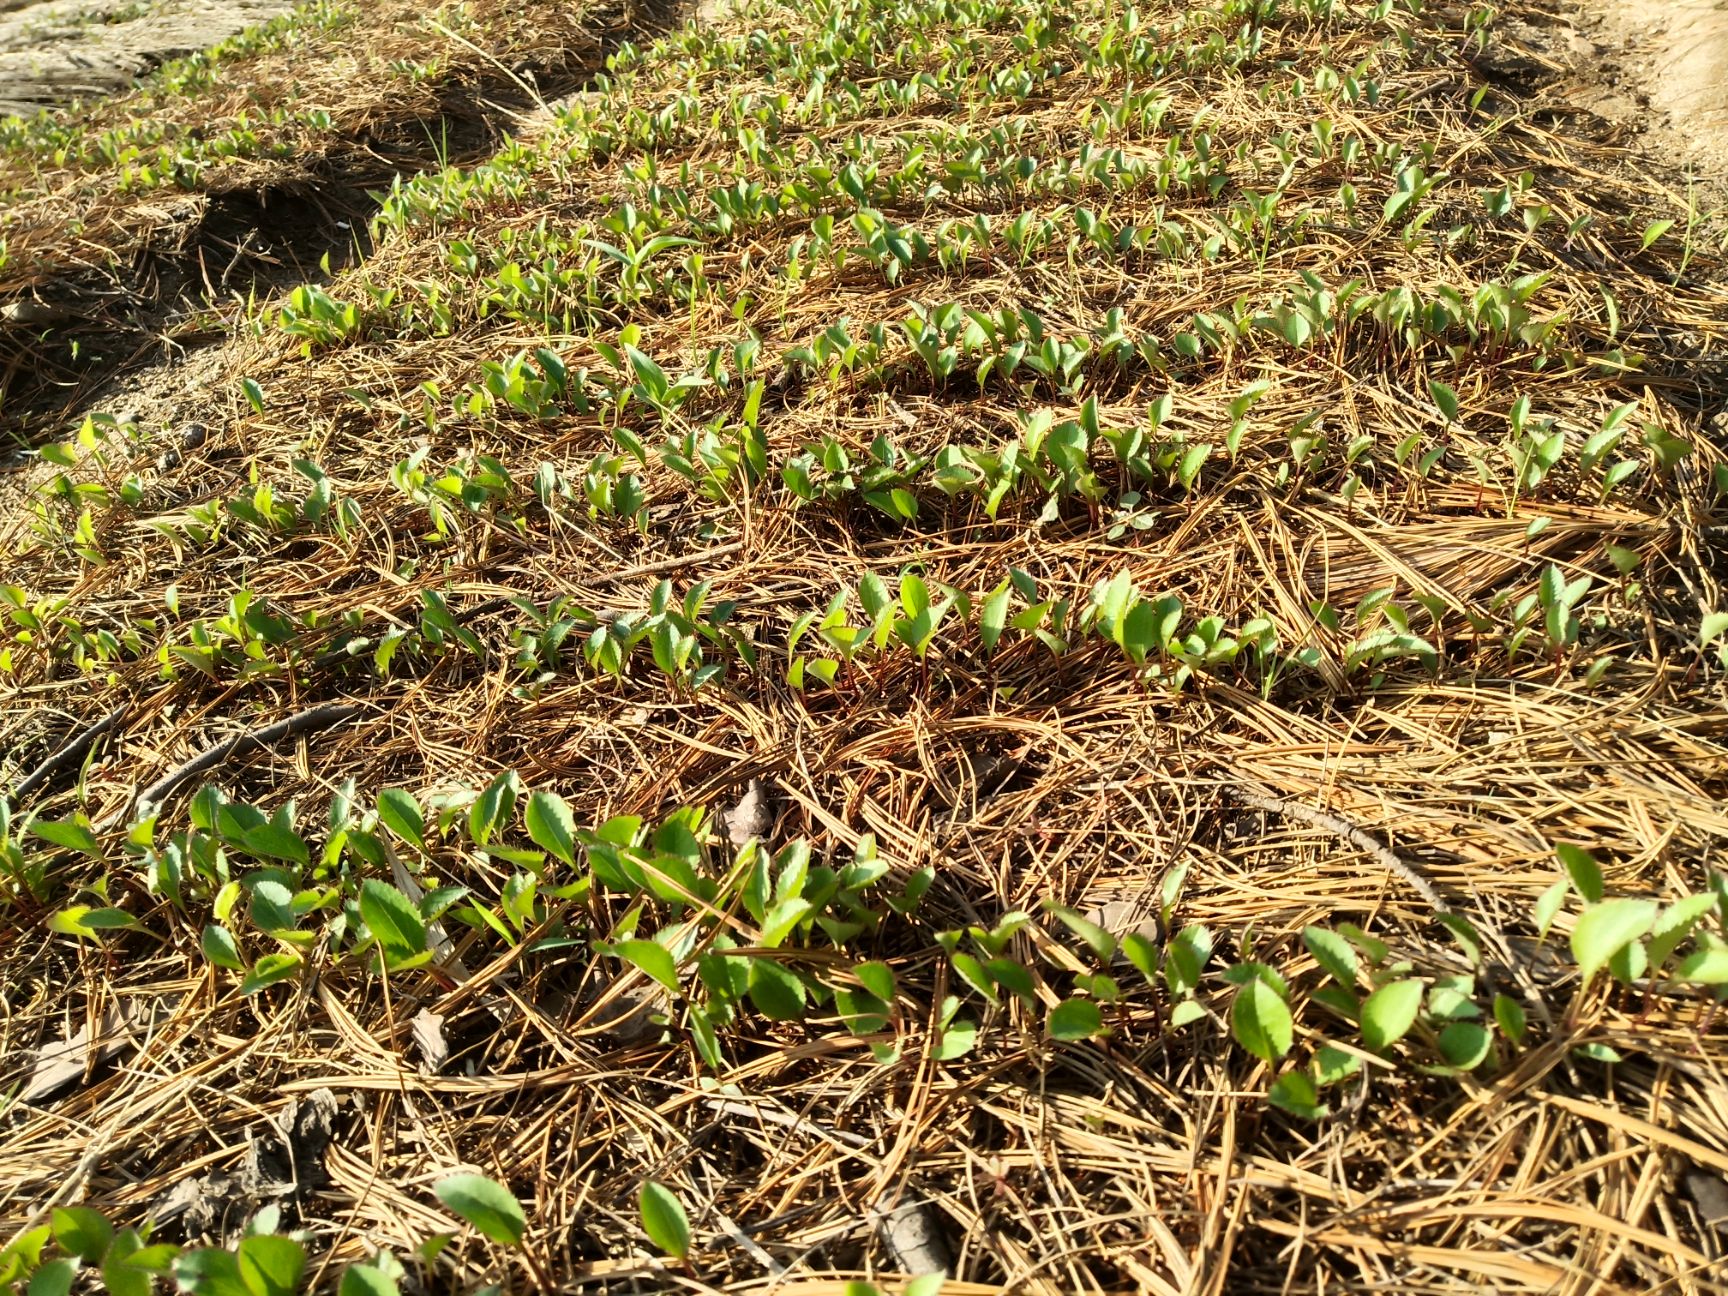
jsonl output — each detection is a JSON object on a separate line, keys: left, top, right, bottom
{"left": 3, "top": 0, "right": 1728, "bottom": 1290}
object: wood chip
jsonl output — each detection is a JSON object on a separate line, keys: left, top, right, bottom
{"left": 23, "top": 1001, "right": 134, "bottom": 1104}
{"left": 411, "top": 1008, "right": 448, "bottom": 1074}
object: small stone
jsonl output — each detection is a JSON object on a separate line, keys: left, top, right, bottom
{"left": 875, "top": 1196, "right": 953, "bottom": 1275}
{"left": 157, "top": 421, "right": 207, "bottom": 470}
{"left": 588, "top": 983, "right": 663, "bottom": 1042}
{"left": 0, "top": 298, "right": 67, "bottom": 326}
{"left": 720, "top": 778, "right": 773, "bottom": 846}
{"left": 1686, "top": 1170, "right": 1728, "bottom": 1233}
{"left": 23, "top": 1000, "right": 133, "bottom": 1103}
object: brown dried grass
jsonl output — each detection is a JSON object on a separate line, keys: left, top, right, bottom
{"left": 2, "top": 0, "right": 1728, "bottom": 1290}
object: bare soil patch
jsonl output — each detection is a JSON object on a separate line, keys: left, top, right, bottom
{"left": 0, "top": 0, "right": 666, "bottom": 446}
{"left": 0, "top": 0, "right": 294, "bottom": 117}
{"left": 1586, "top": 0, "right": 1728, "bottom": 164}
{"left": 1485, "top": 0, "right": 1728, "bottom": 200}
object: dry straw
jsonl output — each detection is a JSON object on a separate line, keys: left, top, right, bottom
{"left": 1, "top": 0, "right": 1726, "bottom": 1289}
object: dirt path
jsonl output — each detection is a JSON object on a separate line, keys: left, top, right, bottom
{"left": 1490, "top": 0, "right": 1728, "bottom": 201}
{"left": 1583, "top": 0, "right": 1728, "bottom": 164}
{"left": 0, "top": 0, "right": 291, "bottom": 117}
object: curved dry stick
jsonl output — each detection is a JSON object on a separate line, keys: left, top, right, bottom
{"left": 583, "top": 539, "right": 744, "bottom": 586}
{"left": 133, "top": 701, "right": 363, "bottom": 816}
{"left": 7, "top": 705, "right": 127, "bottom": 806}
{"left": 307, "top": 544, "right": 741, "bottom": 673}
{"left": 1225, "top": 784, "right": 1450, "bottom": 913}
{"left": 309, "top": 597, "right": 514, "bottom": 672}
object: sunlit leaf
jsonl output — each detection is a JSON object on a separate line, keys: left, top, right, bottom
{"left": 435, "top": 1174, "right": 525, "bottom": 1246}
{"left": 638, "top": 1182, "right": 691, "bottom": 1260}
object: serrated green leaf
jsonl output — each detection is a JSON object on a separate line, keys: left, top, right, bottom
{"left": 1493, "top": 992, "right": 1527, "bottom": 1046}
{"left": 1556, "top": 844, "right": 1603, "bottom": 904}
{"left": 1534, "top": 879, "right": 1568, "bottom": 938}
{"left": 1046, "top": 904, "right": 1117, "bottom": 963}
{"left": 467, "top": 772, "right": 518, "bottom": 847}
{"left": 1610, "top": 929, "right": 1648, "bottom": 984}
{"left": 1170, "top": 999, "right": 1208, "bottom": 1028}
{"left": 49, "top": 905, "right": 138, "bottom": 937}
{"left": 1312, "top": 1045, "right": 1361, "bottom": 1086}
{"left": 834, "top": 986, "right": 889, "bottom": 1034}
{"left": 524, "top": 790, "right": 576, "bottom": 865}
{"left": 983, "top": 957, "right": 1034, "bottom": 1006}
{"left": 1121, "top": 932, "right": 1158, "bottom": 982}
{"left": 28, "top": 815, "right": 101, "bottom": 857}
{"left": 51, "top": 1206, "right": 113, "bottom": 1264}
{"left": 747, "top": 957, "right": 806, "bottom": 1020}
{"left": 1176, "top": 442, "right": 1209, "bottom": 490}
{"left": 1437, "top": 1021, "right": 1492, "bottom": 1071}
{"left": 1268, "top": 1070, "right": 1325, "bottom": 1119}
{"left": 375, "top": 789, "right": 424, "bottom": 851}
{"left": 1048, "top": 997, "right": 1103, "bottom": 1040}
{"left": 338, "top": 1262, "right": 400, "bottom": 1296}
{"left": 1570, "top": 898, "right": 1657, "bottom": 982}
{"left": 1428, "top": 379, "right": 1459, "bottom": 423}
{"left": 175, "top": 1248, "right": 250, "bottom": 1296}
{"left": 102, "top": 1232, "right": 178, "bottom": 1296}
{"left": 950, "top": 951, "right": 998, "bottom": 1005}
{"left": 1223, "top": 961, "right": 1289, "bottom": 998}
{"left": 0, "top": 1224, "right": 51, "bottom": 1285}
{"left": 1163, "top": 925, "right": 1211, "bottom": 999}
{"left": 238, "top": 952, "right": 301, "bottom": 996}
{"left": 1648, "top": 892, "right": 1718, "bottom": 968}
{"left": 980, "top": 582, "right": 1010, "bottom": 653}
{"left": 360, "top": 880, "right": 427, "bottom": 960}
{"left": 1302, "top": 926, "right": 1357, "bottom": 988}
{"left": 236, "top": 1235, "right": 305, "bottom": 1296}
{"left": 26, "top": 1258, "right": 76, "bottom": 1296}
{"left": 854, "top": 960, "right": 896, "bottom": 1004}
{"left": 1437, "top": 912, "right": 1483, "bottom": 967}
{"left": 935, "top": 1017, "right": 977, "bottom": 1059}
{"left": 248, "top": 880, "right": 295, "bottom": 934}
{"left": 419, "top": 885, "right": 469, "bottom": 922}
{"left": 609, "top": 938, "right": 680, "bottom": 996}
{"left": 1677, "top": 944, "right": 1728, "bottom": 984}
{"left": 241, "top": 821, "right": 308, "bottom": 866}
{"left": 760, "top": 897, "right": 813, "bottom": 948}
{"left": 201, "top": 924, "right": 246, "bottom": 970}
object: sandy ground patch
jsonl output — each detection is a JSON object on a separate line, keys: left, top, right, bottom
{"left": 0, "top": 0, "right": 291, "bottom": 117}
{"left": 1486, "top": 0, "right": 1728, "bottom": 199}
{"left": 1587, "top": 0, "right": 1728, "bottom": 162}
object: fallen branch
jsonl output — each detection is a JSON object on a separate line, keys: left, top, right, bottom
{"left": 309, "top": 596, "right": 512, "bottom": 671}
{"left": 7, "top": 705, "right": 127, "bottom": 805}
{"left": 308, "top": 566, "right": 728, "bottom": 672}
{"left": 1225, "top": 785, "right": 1450, "bottom": 913}
{"left": 132, "top": 702, "right": 363, "bottom": 817}
{"left": 583, "top": 540, "right": 744, "bottom": 586}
